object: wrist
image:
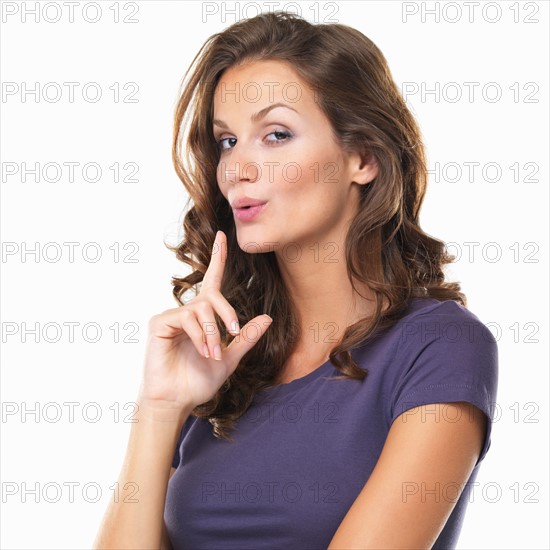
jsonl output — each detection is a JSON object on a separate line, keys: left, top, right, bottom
{"left": 135, "top": 398, "right": 195, "bottom": 423}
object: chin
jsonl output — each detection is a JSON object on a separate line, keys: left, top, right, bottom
{"left": 235, "top": 230, "right": 279, "bottom": 254}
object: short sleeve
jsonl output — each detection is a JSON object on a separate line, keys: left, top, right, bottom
{"left": 172, "top": 414, "right": 196, "bottom": 469}
{"left": 389, "top": 300, "right": 499, "bottom": 467}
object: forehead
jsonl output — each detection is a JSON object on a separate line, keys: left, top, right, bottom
{"left": 212, "top": 59, "right": 314, "bottom": 112}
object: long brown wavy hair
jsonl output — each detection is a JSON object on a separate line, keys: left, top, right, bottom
{"left": 165, "top": 11, "right": 466, "bottom": 440}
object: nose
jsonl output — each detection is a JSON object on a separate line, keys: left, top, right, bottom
{"left": 219, "top": 145, "right": 260, "bottom": 186}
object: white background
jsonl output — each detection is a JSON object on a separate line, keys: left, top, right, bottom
{"left": 1, "top": 1, "right": 548, "bottom": 548}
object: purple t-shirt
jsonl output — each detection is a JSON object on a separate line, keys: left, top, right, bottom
{"left": 165, "top": 297, "right": 499, "bottom": 549}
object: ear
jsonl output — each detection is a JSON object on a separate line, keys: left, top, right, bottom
{"left": 348, "top": 149, "right": 379, "bottom": 185}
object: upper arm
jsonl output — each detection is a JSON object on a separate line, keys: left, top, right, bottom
{"left": 327, "top": 401, "right": 487, "bottom": 549}
{"left": 160, "top": 467, "right": 178, "bottom": 550}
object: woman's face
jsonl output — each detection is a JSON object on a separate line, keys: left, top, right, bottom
{"left": 213, "top": 59, "right": 377, "bottom": 255}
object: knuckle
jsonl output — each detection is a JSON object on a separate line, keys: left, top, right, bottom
{"left": 180, "top": 307, "right": 193, "bottom": 322}
{"left": 194, "top": 300, "right": 212, "bottom": 315}
{"left": 147, "top": 314, "right": 162, "bottom": 332}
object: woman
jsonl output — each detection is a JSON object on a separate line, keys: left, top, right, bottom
{"left": 94, "top": 11, "right": 498, "bottom": 550}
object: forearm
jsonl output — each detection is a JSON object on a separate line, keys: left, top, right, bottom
{"left": 93, "top": 400, "right": 192, "bottom": 549}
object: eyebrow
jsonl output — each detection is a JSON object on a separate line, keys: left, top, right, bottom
{"left": 212, "top": 103, "right": 298, "bottom": 129}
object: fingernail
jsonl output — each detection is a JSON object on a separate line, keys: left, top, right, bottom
{"left": 202, "top": 344, "right": 210, "bottom": 358}
{"left": 231, "top": 319, "right": 240, "bottom": 334}
{"left": 214, "top": 344, "right": 222, "bottom": 361}
{"left": 264, "top": 314, "right": 273, "bottom": 322}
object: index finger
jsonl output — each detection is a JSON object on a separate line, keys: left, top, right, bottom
{"left": 202, "top": 230, "right": 227, "bottom": 289}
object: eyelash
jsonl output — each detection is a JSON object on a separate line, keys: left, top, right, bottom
{"left": 214, "top": 130, "right": 293, "bottom": 152}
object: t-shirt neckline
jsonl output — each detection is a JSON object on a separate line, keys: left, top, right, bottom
{"left": 253, "top": 358, "right": 336, "bottom": 401}
{"left": 252, "top": 297, "right": 438, "bottom": 401}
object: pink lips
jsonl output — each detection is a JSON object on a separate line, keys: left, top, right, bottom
{"left": 233, "top": 202, "right": 267, "bottom": 222}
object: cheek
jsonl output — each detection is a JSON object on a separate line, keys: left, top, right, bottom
{"left": 273, "top": 163, "right": 332, "bottom": 219}
{"left": 289, "top": 145, "right": 342, "bottom": 194}
{"left": 215, "top": 165, "right": 227, "bottom": 196}
{"left": 275, "top": 146, "right": 316, "bottom": 190}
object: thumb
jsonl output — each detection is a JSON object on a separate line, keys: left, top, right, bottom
{"left": 223, "top": 314, "right": 273, "bottom": 366}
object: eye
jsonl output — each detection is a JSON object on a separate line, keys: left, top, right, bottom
{"left": 265, "top": 130, "right": 293, "bottom": 145}
{"left": 214, "top": 129, "right": 293, "bottom": 152}
{"left": 215, "top": 137, "right": 237, "bottom": 151}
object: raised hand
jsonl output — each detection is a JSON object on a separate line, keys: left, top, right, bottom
{"left": 137, "top": 230, "right": 272, "bottom": 413}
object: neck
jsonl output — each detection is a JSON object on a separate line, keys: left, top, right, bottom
{"left": 274, "top": 231, "right": 377, "bottom": 356}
